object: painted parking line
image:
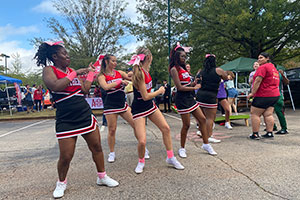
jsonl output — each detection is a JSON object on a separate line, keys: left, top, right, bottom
{"left": 0, "top": 119, "right": 50, "bottom": 138}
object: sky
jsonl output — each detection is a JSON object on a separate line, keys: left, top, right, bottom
{"left": 0, "top": 0, "right": 143, "bottom": 73}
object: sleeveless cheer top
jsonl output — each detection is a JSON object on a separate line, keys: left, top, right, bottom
{"left": 50, "top": 66, "right": 97, "bottom": 139}
{"left": 196, "top": 68, "right": 221, "bottom": 108}
{"left": 102, "top": 70, "right": 128, "bottom": 114}
{"left": 174, "top": 66, "right": 199, "bottom": 114}
{"left": 131, "top": 68, "right": 157, "bottom": 120}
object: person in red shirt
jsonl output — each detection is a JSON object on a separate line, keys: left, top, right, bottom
{"left": 247, "top": 52, "right": 280, "bottom": 139}
{"left": 34, "top": 85, "right": 43, "bottom": 112}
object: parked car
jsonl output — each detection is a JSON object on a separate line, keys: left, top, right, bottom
{"left": 0, "top": 86, "right": 26, "bottom": 109}
{"left": 283, "top": 67, "right": 300, "bottom": 105}
{"left": 236, "top": 83, "right": 251, "bottom": 96}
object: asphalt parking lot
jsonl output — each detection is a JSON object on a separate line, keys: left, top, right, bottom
{"left": 0, "top": 108, "right": 299, "bottom": 200}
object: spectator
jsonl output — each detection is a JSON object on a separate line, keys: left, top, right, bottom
{"left": 217, "top": 80, "right": 233, "bottom": 130}
{"left": 154, "top": 80, "right": 162, "bottom": 106}
{"left": 24, "top": 84, "right": 34, "bottom": 113}
{"left": 247, "top": 52, "right": 280, "bottom": 139}
{"left": 225, "top": 71, "right": 239, "bottom": 115}
{"left": 124, "top": 68, "right": 134, "bottom": 107}
{"left": 163, "top": 80, "right": 171, "bottom": 112}
{"left": 249, "top": 62, "right": 260, "bottom": 87}
{"left": 34, "top": 85, "right": 43, "bottom": 112}
{"left": 94, "top": 85, "right": 101, "bottom": 97}
{"left": 274, "top": 68, "right": 290, "bottom": 134}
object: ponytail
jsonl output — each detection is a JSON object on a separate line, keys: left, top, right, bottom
{"left": 132, "top": 64, "right": 145, "bottom": 89}
{"left": 100, "top": 54, "right": 114, "bottom": 74}
{"left": 131, "top": 47, "right": 151, "bottom": 89}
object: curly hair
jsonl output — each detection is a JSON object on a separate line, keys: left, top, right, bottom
{"left": 34, "top": 43, "right": 63, "bottom": 67}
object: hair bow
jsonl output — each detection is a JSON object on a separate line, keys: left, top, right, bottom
{"left": 128, "top": 54, "right": 146, "bottom": 66}
{"left": 205, "top": 54, "right": 216, "bottom": 58}
{"left": 93, "top": 54, "right": 105, "bottom": 67}
{"left": 44, "top": 41, "right": 64, "bottom": 46}
{"left": 174, "top": 42, "right": 192, "bottom": 53}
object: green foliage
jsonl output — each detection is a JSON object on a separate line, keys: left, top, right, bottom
{"left": 0, "top": 65, "right": 4, "bottom": 74}
{"left": 132, "top": 0, "right": 300, "bottom": 76}
{"left": 32, "top": 0, "right": 129, "bottom": 69}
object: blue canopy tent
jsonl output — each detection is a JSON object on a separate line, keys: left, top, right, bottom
{"left": 0, "top": 75, "right": 22, "bottom": 115}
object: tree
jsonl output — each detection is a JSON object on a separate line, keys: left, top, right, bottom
{"left": 33, "top": 0, "right": 129, "bottom": 69}
{"left": 133, "top": 0, "right": 300, "bottom": 73}
{"left": 0, "top": 65, "right": 4, "bottom": 74}
{"left": 10, "top": 53, "right": 23, "bottom": 75}
{"left": 129, "top": 0, "right": 186, "bottom": 84}
{"left": 185, "top": 0, "right": 300, "bottom": 63}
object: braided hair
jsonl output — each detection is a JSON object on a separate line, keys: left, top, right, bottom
{"left": 34, "top": 43, "right": 63, "bottom": 67}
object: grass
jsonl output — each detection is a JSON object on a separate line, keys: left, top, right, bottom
{"left": 0, "top": 108, "right": 104, "bottom": 120}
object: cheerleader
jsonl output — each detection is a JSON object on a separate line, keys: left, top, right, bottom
{"left": 196, "top": 54, "right": 228, "bottom": 143}
{"left": 34, "top": 41, "right": 118, "bottom": 198}
{"left": 169, "top": 44, "right": 217, "bottom": 158}
{"left": 98, "top": 55, "right": 148, "bottom": 163}
{"left": 130, "top": 47, "right": 184, "bottom": 174}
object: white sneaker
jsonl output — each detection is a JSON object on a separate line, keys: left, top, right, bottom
{"left": 202, "top": 144, "right": 217, "bottom": 155}
{"left": 100, "top": 125, "right": 105, "bottom": 132}
{"left": 196, "top": 130, "right": 202, "bottom": 137}
{"left": 178, "top": 148, "right": 187, "bottom": 158}
{"left": 135, "top": 162, "right": 145, "bottom": 174}
{"left": 97, "top": 175, "right": 119, "bottom": 187}
{"left": 166, "top": 157, "right": 184, "bottom": 170}
{"left": 145, "top": 148, "right": 150, "bottom": 159}
{"left": 53, "top": 181, "right": 67, "bottom": 198}
{"left": 108, "top": 152, "right": 115, "bottom": 163}
{"left": 208, "top": 137, "right": 221, "bottom": 143}
{"left": 225, "top": 122, "right": 233, "bottom": 130}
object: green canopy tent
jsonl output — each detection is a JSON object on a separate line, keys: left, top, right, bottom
{"left": 220, "top": 57, "right": 285, "bottom": 109}
{"left": 220, "top": 57, "right": 285, "bottom": 88}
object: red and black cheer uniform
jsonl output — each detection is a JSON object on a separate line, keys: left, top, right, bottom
{"left": 196, "top": 68, "right": 221, "bottom": 108}
{"left": 174, "top": 66, "right": 199, "bottom": 114}
{"left": 50, "top": 66, "right": 97, "bottom": 139}
{"left": 102, "top": 70, "right": 128, "bottom": 115}
{"left": 131, "top": 68, "right": 158, "bottom": 120}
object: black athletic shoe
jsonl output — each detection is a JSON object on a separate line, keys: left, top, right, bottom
{"left": 262, "top": 132, "right": 274, "bottom": 138}
{"left": 264, "top": 127, "right": 277, "bottom": 131}
{"left": 249, "top": 133, "right": 260, "bottom": 140}
{"left": 275, "top": 130, "right": 289, "bottom": 135}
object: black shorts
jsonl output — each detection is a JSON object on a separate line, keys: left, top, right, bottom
{"left": 252, "top": 96, "right": 279, "bottom": 109}
{"left": 217, "top": 98, "right": 227, "bottom": 102}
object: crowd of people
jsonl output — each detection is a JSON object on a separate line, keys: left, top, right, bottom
{"left": 33, "top": 40, "right": 289, "bottom": 198}
{"left": 23, "top": 84, "right": 50, "bottom": 113}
